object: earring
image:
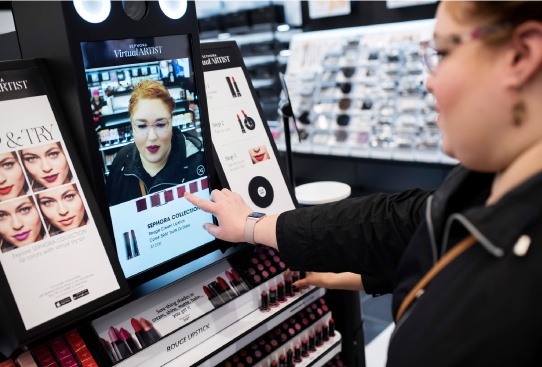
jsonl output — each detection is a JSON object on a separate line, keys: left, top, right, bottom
{"left": 512, "top": 100, "right": 526, "bottom": 127}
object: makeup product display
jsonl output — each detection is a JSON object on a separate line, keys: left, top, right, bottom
{"left": 279, "top": 19, "right": 458, "bottom": 165}
{"left": 219, "top": 296, "right": 341, "bottom": 367}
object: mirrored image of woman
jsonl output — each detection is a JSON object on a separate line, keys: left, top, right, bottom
{"left": 106, "top": 80, "right": 205, "bottom": 206}
{"left": 37, "top": 184, "right": 88, "bottom": 237}
{"left": 20, "top": 142, "right": 73, "bottom": 192}
{"left": 0, "top": 196, "right": 46, "bottom": 253}
{"left": 0, "top": 151, "right": 30, "bottom": 201}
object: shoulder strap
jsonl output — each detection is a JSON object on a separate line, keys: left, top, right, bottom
{"left": 395, "top": 235, "right": 477, "bottom": 322}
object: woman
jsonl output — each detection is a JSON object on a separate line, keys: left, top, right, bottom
{"left": 186, "top": 2, "right": 542, "bottom": 365}
{"left": 37, "top": 184, "right": 88, "bottom": 236}
{"left": 20, "top": 142, "right": 72, "bottom": 192}
{"left": 106, "top": 79, "right": 205, "bottom": 206}
{"left": 0, "top": 196, "right": 45, "bottom": 253}
{"left": 0, "top": 151, "right": 29, "bottom": 201}
{"left": 248, "top": 145, "right": 270, "bottom": 164}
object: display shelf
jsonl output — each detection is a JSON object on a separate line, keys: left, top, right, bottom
{"left": 170, "top": 287, "right": 326, "bottom": 366}
{"left": 289, "top": 332, "right": 342, "bottom": 367}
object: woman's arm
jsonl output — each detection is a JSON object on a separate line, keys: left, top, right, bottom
{"left": 184, "top": 189, "right": 279, "bottom": 248}
{"left": 292, "top": 271, "right": 363, "bottom": 291}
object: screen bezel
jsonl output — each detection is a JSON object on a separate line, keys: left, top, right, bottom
{"left": 63, "top": 2, "right": 227, "bottom": 288}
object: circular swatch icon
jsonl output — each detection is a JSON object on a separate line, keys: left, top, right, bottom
{"left": 248, "top": 176, "right": 274, "bottom": 208}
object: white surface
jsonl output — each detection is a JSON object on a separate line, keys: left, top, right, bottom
{"left": 0, "top": 10, "right": 15, "bottom": 34}
{"left": 365, "top": 323, "right": 394, "bottom": 367}
{"left": 295, "top": 181, "right": 351, "bottom": 205}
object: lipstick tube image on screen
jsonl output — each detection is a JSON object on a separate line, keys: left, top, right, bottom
{"left": 131, "top": 229, "right": 140, "bottom": 257}
{"left": 123, "top": 232, "right": 133, "bottom": 260}
{"left": 217, "top": 276, "right": 238, "bottom": 299}
{"left": 140, "top": 318, "right": 161, "bottom": 343}
{"left": 232, "top": 76, "right": 242, "bottom": 97}
{"left": 203, "top": 285, "right": 224, "bottom": 308}
{"left": 131, "top": 318, "right": 152, "bottom": 349}
{"left": 108, "top": 327, "right": 132, "bottom": 361}
{"left": 225, "top": 76, "right": 236, "bottom": 98}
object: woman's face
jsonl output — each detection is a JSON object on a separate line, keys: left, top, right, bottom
{"left": 38, "top": 185, "right": 86, "bottom": 233}
{"left": 249, "top": 146, "right": 270, "bottom": 164}
{"left": 131, "top": 99, "right": 173, "bottom": 167}
{"left": 425, "top": 4, "right": 511, "bottom": 171}
{"left": 21, "top": 143, "right": 70, "bottom": 188}
{"left": 0, "top": 153, "right": 26, "bottom": 201}
{"left": 0, "top": 196, "right": 43, "bottom": 247}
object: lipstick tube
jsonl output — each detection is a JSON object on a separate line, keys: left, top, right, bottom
{"left": 236, "top": 114, "right": 246, "bottom": 133}
{"left": 231, "top": 268, "right": 250, "bottom": 292}
{"left": 278, "top": 354, "right": 286, "bottom": 367}
{"left": 315, "top": 326, "right": 322, "bottom": 347}
{"left": 329, "top": 318, "right": 336, "bottom": 337}
{"left": 131, "top": 318, "right": 151, "bottom": 348}
{"left": 108, "top": 327, "right": 132, "bottom": 360}
{"left": 293, "top": 344, "right": 302, "bottom": 362}
{"left": 287, "top": 349, "right": 294, "bottom": 367}
{"left": 123, "top": 232, "right": 133, "bottom": 260}
{"left": 225, "top": 76, "right": 236, "bottom": 98}
{"left": 203, "top": 285, "right": 223, "bottom": 308}
{"left": 308, "top": 333, "right": 316, "bottom": 352}
{"left": 322, "top": 323, "right": 329, "bottom": 341}
{"left": 119, "top": 327, "right": 140, "bottom": 354}
{"left": 217, "top": 276, "right": 237, "bottom": 300}
{"left": 140, "top": 318, "right": 161, "bottom": 343}
{"left": 284, "top": 276, "right": 293, "bottom": 297}
{"left": 225, "top": 270, "right": 246, "bottom": 295}
{"left": 131, "top": 230, "right": 139, "bottom": 257}
{"left": 209, "top": 280, "right": 230, "bottom": 303}
{"left": 232, "top": 76, "right": 241, "bottom": 97}
{"left": 269, "top": 286, "right": 277, "bottom": 307}
{"left": 292, "top": 272, "right": 300, "bottom": 293}
{"left": 100, "top": 337, "right": 118, "bottom": 363}
{"left": 301, "top": 338, "right": 309, "bottom": 357}
{"left": 260, "top": 290, "right": 269, "bottom": 312}
{"left": 277, "top": 281, "right": 285, "bottom": 302}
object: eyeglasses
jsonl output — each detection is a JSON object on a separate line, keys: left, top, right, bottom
{"left": 421, "top": 23, "right": 511, "bottom": 74}
{"left": 131, "top": 119, "right": 170, "bottom": 136}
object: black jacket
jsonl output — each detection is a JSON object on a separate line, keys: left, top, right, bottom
{"left": 106, "top": 129, "right": 206, "bottom": 206}
{"left": 277, "top": 165, "right": 542, "bottom": 366}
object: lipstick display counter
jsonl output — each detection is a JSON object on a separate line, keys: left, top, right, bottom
{"left": 86, "top": 245, "right": 340, "bottom": 367}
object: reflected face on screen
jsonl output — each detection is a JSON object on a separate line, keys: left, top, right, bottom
{"left": 21, "top": 143, "right": 70, "bottom": 189}
{"left": 38, "top": 184, "right": 86, "bottom": 233}
{"left": 0, "top": 152, "right": 26, "bottom": 201}
{"left": 131, "top": 99, "right": 173, "bottom": 169}
{"left": 0, "top": 196, "right": 43, "bottom": 248}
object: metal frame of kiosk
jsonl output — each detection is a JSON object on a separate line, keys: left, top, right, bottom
{"left": 11, "top": 1, "right": 227, "bottom": 287}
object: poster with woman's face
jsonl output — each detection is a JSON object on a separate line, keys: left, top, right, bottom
{"left": 0, "top": 65, "right": 120, "bottom": 330}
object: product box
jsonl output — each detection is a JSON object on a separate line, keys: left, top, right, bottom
{"left": 0, "top": 59, "right": 130, "bottom": 357}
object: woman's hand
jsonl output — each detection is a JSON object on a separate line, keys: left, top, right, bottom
{"left": 290, "top": 270, "right": 364, "bottom": 291}
{"left": 185, "top": 189, "right": 253, "bottom": 243}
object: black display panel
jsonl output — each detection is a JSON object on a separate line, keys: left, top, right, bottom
{"left": 80, "top": 35, "right": 215, "bottom": 280}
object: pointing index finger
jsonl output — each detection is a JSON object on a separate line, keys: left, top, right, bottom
{"left": 184, "top": 192, "right": 217, "bottom": 214}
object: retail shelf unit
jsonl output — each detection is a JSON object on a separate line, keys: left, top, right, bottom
{"left": 277, "top": 19, "right": 458, "bottom": 167}
{"left": 197, "top": 2, "right": 302, "bottom": 126}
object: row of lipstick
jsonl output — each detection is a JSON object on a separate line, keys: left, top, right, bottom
{"left": 259, "top": 271, "right": 308, "bottom": 312}
{"left": 0, "top": 329, "right": 98, "bottom": 367}
{"left": 324, "top": 353, "right": 345, "bottom": 367}
{"left": 221, "top": 297, "right": 333, "bottom": 367}
{"left": 203, "top": 268, "right": 251, "bottom": 308}
{"left": 244, "top": 248, "right": 287, "bottom": 286}
{"left": 101, "top": 317, "right": 161, "bottom": 363}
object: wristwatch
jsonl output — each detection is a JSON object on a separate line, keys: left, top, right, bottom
{"left": 244, "top": 212, "right": 266, "bottom": 245}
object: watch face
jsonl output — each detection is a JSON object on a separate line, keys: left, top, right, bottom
{"left": 249, "top": 212, "right": 266, "bottom": 219}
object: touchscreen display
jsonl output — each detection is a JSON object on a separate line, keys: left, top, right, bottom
{"left": 80, "top": 35, "right": 214, "bottom": 278}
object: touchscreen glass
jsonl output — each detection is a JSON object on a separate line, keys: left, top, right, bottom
{"left": 80, "top": 35, "right": 214, "bottom": 278}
